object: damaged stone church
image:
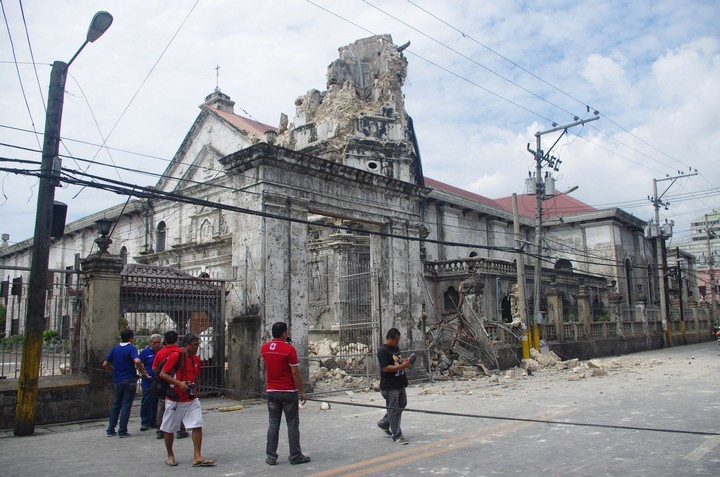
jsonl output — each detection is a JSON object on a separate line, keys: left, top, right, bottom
{"left": 3, "top": 35, "right": 705, "bottom": 395}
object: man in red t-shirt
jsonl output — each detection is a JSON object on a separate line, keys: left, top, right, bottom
{"left": 260, "top": 322, "right": 310, "bottom": 466}
{"left": 151, "top": 330, "right": 187, "bottom": 440}
{"left": 158, "top": 333, "right": 215, "bottom": 467}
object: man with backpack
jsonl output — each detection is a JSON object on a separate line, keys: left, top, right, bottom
{"left": 152, "top": 330, "right": 187, "bottom": 440}
{"left": 158, "top": 333, "right": 215, "bottom": 467}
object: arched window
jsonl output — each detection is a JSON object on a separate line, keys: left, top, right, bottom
{"left": 554, "top": 258, "right": 573, "bottom": 270}
{"left": 444, "top": 286, "right": 460, "bottom": 312}
{"left": 200, "top": 219, "right": 212, "bottom": 243}
{"left": 156, "top": 221, "right": 166, "bottom": 252}
{"left": 119, "top": 246, "right": 128, "bottom": 265}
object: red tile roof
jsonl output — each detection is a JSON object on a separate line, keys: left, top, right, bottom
{"left": 493, "top": 193, "right": 596, "bottom": 218}
{"left": 210, "top": 108, "right": 276, "bottom": 139}
{"left": 425, "top": 177, "right": 596, "bottom": 218}
{"left": 424, "top": 177, "right": 500, "bottom": 208}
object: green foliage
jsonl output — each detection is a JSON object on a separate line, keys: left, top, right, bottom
{"left": 0, "top": 334, "right": 24, "bottom": 350}
{"left": 43, "top": 329, "right": 60, "bottom": 342}
{"left": 594, "top": 312, "right": 611, "bottom": 322}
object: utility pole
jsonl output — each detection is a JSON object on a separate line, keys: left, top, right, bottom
{"left": 648, "top": 171, "right": 697, "bottom": 350}
{"left": 705, "top": 214, "right": 717, "bottom": 326}
{"left": 527, "top": 115, "right": 598, "bottom": 339}
{"left": 14, "top": 12, "right": 113, "bottom": 437}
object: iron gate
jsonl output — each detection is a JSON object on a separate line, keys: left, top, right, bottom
{"left": 337, "top": 260, "right": 379, "bottom": 353}
{"left": 120, "top": 265, "right": 226, "bottom": 395}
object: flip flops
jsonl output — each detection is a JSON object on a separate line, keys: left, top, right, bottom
{"left": 165, "top": 457, "right": 178, "bottom": 467}
{"left": 192, "top": 458, "right": 216, "bottom": 467}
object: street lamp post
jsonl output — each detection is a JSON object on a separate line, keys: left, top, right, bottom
{"left": 14, "top": 11, "right": 113, "bottom": 437}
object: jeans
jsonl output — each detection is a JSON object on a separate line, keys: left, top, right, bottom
{"left": 378, "top": 388, "right": 407, "bottom": 440}
{"left": 266, "top": 391, "right": 303, "bottom": 462}
{"left": 107, "top": 378, "right": 137, "bottom": 434}
{"left": 140, "top": 387, "right": 158, "bottom": 427}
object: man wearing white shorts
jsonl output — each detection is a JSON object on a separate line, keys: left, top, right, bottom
{"left": 159, "top": 333, "right": 215, "bottom": 467}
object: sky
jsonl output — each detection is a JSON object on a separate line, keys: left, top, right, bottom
{"left": 1, "top": 0, "right": 719, "bottom": 249}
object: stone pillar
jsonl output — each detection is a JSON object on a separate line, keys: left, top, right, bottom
{"left": 261, "top": 195, "right": 309, "bottom": 383}
{"left": 80, "top": 251, "right": 124, "bottom": 420}
{"left": 577, "top": 284, "right": 591, "bottom": 338}
{"left": 687, "top": 298, "right": 698, "bottom": 333}
{"left": 608, "top": 291, "right": 624, "bottom": 337}
{"left": 226, "top": 314, "right": 261, "bottom": 399}
{"left": 636, "top": 298, "right": 648, "bottom": 336}
{"left": 371, "top": 219, "right": 424, "bottom": 351}
{"left": 546, "top": 284, "right": 563, "bottom": 342}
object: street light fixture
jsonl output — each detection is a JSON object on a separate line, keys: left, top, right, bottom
{"left": 95, "top": 218, "right": 114, "bottom": 253}
{"left": 14, "top": 11, "right": 113, "bottom": 437}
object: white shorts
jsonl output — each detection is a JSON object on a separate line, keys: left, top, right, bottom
{"left": 160, "top": 398, "right": 203, "bottom": 433}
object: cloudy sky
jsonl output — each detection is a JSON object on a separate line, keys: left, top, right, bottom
{"left": 1, "top": 0, "right": 718, "bottom": 248}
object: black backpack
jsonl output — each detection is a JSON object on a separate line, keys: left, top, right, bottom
{"left": 150, "top": 351, "right": 184, "bottom": 399}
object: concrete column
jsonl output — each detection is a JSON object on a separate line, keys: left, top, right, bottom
{"left": 80, "top": 252, "right": 124, "bottom": 419}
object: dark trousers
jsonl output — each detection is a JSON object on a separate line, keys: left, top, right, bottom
{"left": 107, "top": 379, "right": 137, "bottom": 434}
{"left": 378, "top": 388, "right": 407, "bottom": 440}
{"left": 140, "top": 387, "right": 158, "bottom": 427}
{"left": 266, "top": 391, "right": 303, "bottom": 462}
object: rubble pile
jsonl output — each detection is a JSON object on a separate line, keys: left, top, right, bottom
{"left": 428, "top": 347, "right": 484, "bottom": 379}
{"left": 307, "top": 338, "right": 373, "bottom": 390}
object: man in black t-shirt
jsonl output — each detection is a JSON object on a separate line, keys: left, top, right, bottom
{"left": 376, "top": 328, "right": 411, "bottom": 444}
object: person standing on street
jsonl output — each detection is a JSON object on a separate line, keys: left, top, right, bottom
{"left": 260, "top": 322, "right": 311, "bottom": 466}
{"left": 377, "top": 327, "right": 410, "bottom": 445}
{"left": 159, "top": 333, "right": 215, "bottom": 467}
{"left": 152, "top": 330, "right": 188, "bottom": 440}
{"left": 138, "top": 333, "right": 163, "bottom": 431}
{"left": 103, "top": 328, "right": 148, "bottom": 438}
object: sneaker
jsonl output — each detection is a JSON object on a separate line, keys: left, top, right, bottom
{"left": 118, "top": 432, "right": 131, "bottom": 438}
{"left": 265, "top": 457, "right": 277, "bottom": 466}
{"left": 394, "top": 437, "right": 409, "bottom": 445}
{"left": 177, "top": 430, "right": 190, "bottom": 439}
{"left": 140, "top": 425, "right": 150, "bottom": 431}
{"left": 378, "top": 423, "right": 392, "bottom": 435}
{"left": 106, "top": 431, "right": 117, "bottom": 437}
{"left": 156, "top": 431, "right": 164, "bottom": 440}
{"left": 290, "top": 455, "right": 311, "bottom": 465}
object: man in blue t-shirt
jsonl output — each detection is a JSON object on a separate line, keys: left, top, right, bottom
{"left": 138, "top": 333, "right": 163, "bottom": 431}
{"left": 103, "top": 328, "right": 148, "bottom": 437}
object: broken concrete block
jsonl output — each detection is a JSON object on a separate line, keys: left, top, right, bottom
{"left": 462, "top": 368, "right": 479, "bottom": 379}
{"left": 522, "top": 359, "right": 539, "bottom": 372}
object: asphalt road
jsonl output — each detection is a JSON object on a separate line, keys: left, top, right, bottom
{"left": 1, "top": 341, "right": 719, "bottom": 476}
